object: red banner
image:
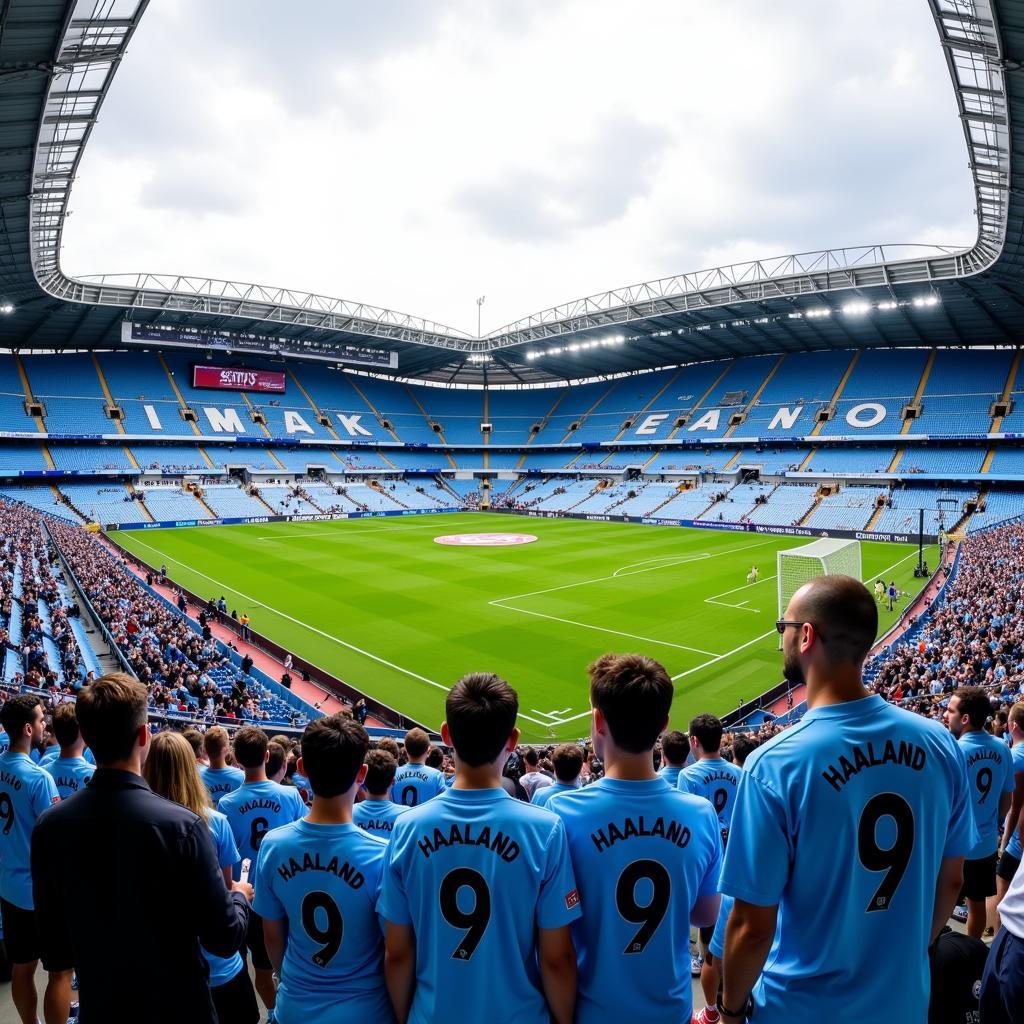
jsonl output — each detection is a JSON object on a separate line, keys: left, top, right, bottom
{"left": 192, "top": 365, "right": 286, "bottom": 394}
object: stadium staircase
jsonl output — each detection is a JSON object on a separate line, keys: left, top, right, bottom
{"left": 886, "top": 449, "right": 904, "bottom": 473}
{"left": 126, "top": 482, "right": 154, "bottom": 522}
{"left": 990, "top": 350, "right": 1022, "bottom": 433}
{"left": 369, "top": 480, "right": 407, "bottom": 509}
{"left": 724, "top": 354, "right": 784, "bottom": 438}
{"left": 863, "top": 500, "right": 886, "bottom": 533}
{"left": 665, "top": 361, "right": 732, "bottom": 440}
{"left": 609, "top": 368, "right": 682, "bottom": 442}
{"left": 810, "top": 350, "right": 860, "bottom": 437}
{"left": 54, "top": 485, "right": 87, "bottom": 523}
{"left": 189, "top": 486, "right": 218, "bottom": 519}
{"left": 157, "top": 353, "right": 203, "bottom": 437}
{"left": 91, "top": 353, "right": 126, "bottom": 436}
{"left": 796, "top": 489, "right": 824, "bottom": 526}
{"left": 515, "top": 391, "right": 570, "bottom": 469}
{"left": 249, "top": 489, "right": 278, "bottom": 515}
{"left": 646, "top": 483, "right": 687, "bottom": 517}
{"left": 557, "top": 384, "right": 616, "bottom": 445}
{"left": 15, "top": 355, "right": 46, "bottom": 434}
{"left": 563, "top": 481, "right": 605, "bottom": 512}
{"left": 900, "top": 349, "right": 936, "bottom": 436}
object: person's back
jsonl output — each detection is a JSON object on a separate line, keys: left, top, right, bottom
{"left": 255, "top": 716, "right": 394, "bottom": 1023}
{"left": 532, "top": 744, "right": 583, "bottom": 809}
{"left": 353, "top": 749, "right": 408, "bottom": 840}
{"left": 32, "top": 675, "right": 250, "bottom": 1024}
{"left": 657, "top": 729, "right": 688, "bottom": 788}
{"left": 550, "top": 655, "right": 721, "bottom": 1024}
{"left": 677, "top": 715, "right": 742, "bottom": 845}
{"left": 392, "top": 728, "right": 446, "bottom": 807}
{"left": 380, "top": 673, "right": 580, "bottom": 1024}
{"left": 720, "top": 577, "right": 976, "bottom": 1024}
{"left": 44, "top": 703, "right": 95, "bottom": 800}
{"left": 199, "top": 726, "right": 244, "bottom": 807}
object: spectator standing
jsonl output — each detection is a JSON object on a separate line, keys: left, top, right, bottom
{"left": 943, "top": 686, "right": 1015, "bottom": 938}
{"left": 532, "top": 744, "right": 584, "bottom": 808}
{"left": 379, "top": 673, "right": 580, "bottom": 1024}
{"left": 520, "top": 747, "right": 553, "bottom": 799}
{"left": 656, "top": 729, "right": 689, "bottom": 787}
{"left": 255, "top": 716, "right": 395, "bottom": 1024}
{"left": 32, "top": 673, "right": 251, "bottom": 1024}
{"left": 144, "top": 732, "right": 260, "bottom": 1024}
{"left": 42, "top": 704, "right": 95, "bottom": 800}
{"left": 391, "top": 728, "right": 446, "bottom": 807}
{"left": 353, "top": 751, "right": 408, "bottom": 841}
{"left": 549, "top": 654, "right": 721, "bottom": 1024}
{"left": 719, "top": 577, "right": 977, "bottom": 1024}
{"left": 198, "top": 727, "right": 244, "bottom": 807}
{"left": 239, "top": 614, "right": 250, "bottom": 641}
{"left": 0, "top": 695, "right": 68, "bottom": 1024}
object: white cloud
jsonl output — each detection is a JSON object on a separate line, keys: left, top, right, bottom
{"left": 62, "top": 0, "right": 976, "bottom": 336}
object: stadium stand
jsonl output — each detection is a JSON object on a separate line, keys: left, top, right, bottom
{"left": 804, "top": 447, "right": 898, "bottom": 474}
{"left": 804, "top": 485, "right": 882, "bottom": 531}
{"left": 200, "top": 486, "right": 272, "bottom": 519}
{"left": 135, "top": 486, "right": 212, "bottom": 522}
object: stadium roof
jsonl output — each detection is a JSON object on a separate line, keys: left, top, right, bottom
{"left": 1, "top": 0, "right": 1023, "bottom": 385}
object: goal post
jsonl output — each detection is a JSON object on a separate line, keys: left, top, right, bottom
{"left": 777, "top": 538, "right": 862, "bottom": 618}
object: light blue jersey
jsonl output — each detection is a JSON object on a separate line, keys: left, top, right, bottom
{"left": 532, "top": 781, "right": 579, "bottom": 808}
{"left": 709, "top": 893, "right": 735, "bottom": 960}
{"left": 353, "top": 799, "right": 408, "bottom": 841}
{"left": 43, "top": 755, "right": 95, "bottom": 800}
{"left": 378, "top": 787, "right": 581, "bottom": 1024}
{"left": 204, "top": 810, "right": 245, "bottom": 989}
{"left": 959, "top": 729, "right": 1015, "bottom": 859}
{"left": 254, "top": 820, "right": 393, "bottom": 1024}
{"left": 38, "top": 747, "right": 59, "bottom": 768}
{"left": 1004, "top": 743, "right": 1024, "bottom": 860}
{"left": 0, "top": 751, "right": 59, "bottom": 908}
{"left": 391, "top": 763, "right": 446, "bottom": 808}
{"left": 198, "top": 764, "right": 245, "bottom": 808}
{"left": 719, "top": 695, "right": 978, "bottom": 1024}
{"left": 549, "top": 777, "right": 721, "bottom": 1024}
{"left": 678, "top": 756, "right": 742, "bottom": 843}
{"left": 219, "top": 780, "right": 306, "bottom": 877}
{"left": 657, "top": 765, "right": 683, "bottom": 787}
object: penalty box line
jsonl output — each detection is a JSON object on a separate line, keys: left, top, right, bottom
{"left": 117, "top": 535, "right": 554, "bottom": 729}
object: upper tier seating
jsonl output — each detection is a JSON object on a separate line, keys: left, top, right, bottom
{"left": 59, "top": 483, "right": 149, "bottom": 525}
{"left": 23, "top": 354, "right": 112, "bottom": 434}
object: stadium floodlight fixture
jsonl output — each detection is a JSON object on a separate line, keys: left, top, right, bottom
{"left": 805, "top": 307, "right": 832, "bottom": 319}
{"left": 912, "top": 294, "right": 940, "bottom": 308}
{"left": 842, "top": 301, "right": 871, "bottom": 316}
{"left": 568, "top": 343, "right": 581, "bottom": 353}
{"left": 0, "top": 304, "right": 13, "bottom": 315}
{"left": 877, "top": 300, "right": 898, "bottom": 311}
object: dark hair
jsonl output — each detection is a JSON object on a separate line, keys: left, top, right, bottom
{"left": 425, "top": 747, "right": 444, "bottom": 770}
{"left": 266, "top": 741, "right": 287, "bottom": 779}
{"left": 232, "top": 726, "right": 269, "bottom": 769}
{"left": 0, "top": 694, "right": 42, "bottom": 741}
{"left": 524, "top": 747, "right": 540, "bottom": 767}
{"left": 363, "top": 749, "right": 398, "bottom": 795}
{"left": 404, "top": 727, "right": 430, "bottom": 759}
{"left": 954, "top": 686, "right": 994, "bottom": 729}
{"left": 181, "top": 729, "right": 204, "bottom": 758}
{"left": 300, "top": 715, "right": 369, "bottom": 798}
{"left": 552, "top": 743, "right": 584, "bottom": 783}
{"left": 589, "top": 653, "right": 673, "bottom": 754}
{"left": 445, "top": 673, "right": 518, "bottom": 767}
{"left": 76, "top": 673, "right": 148, "bottom": 764}
{"left": 792, "top": 575, "right": 878, "bottom": 665}
{"left": 51, "top": 703, "right": 82, "bottom": 749}
{"left": 688, "top": 713, "right": 723, "bottom": 754}
{"left": 660, "top": 729, "right": 689, "bottom": 765}
{"left": 731, "top": 734, "right": 759, "bottom": 768}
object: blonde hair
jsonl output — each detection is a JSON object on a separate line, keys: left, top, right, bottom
{"left": 144, "top": 731, "right": 211, "bottom": 822}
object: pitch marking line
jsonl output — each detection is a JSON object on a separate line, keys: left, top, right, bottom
{"left": 704, "top": 574, "right": 775, "bottom": 614}
{"left": 489, "top": 538, "right": 777, "bottom": 659}
{"left": 255, "top": 522, "right": 475, "bottom": 542}
{"left": 671, "top": 546, "right": 928, "bottom": 682}
{"left": 118, "top": 535, "right": 553, "bottom": 728}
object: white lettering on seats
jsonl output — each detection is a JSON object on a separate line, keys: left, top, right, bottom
{"left": 335, "top": 414, "right": 373, "bottom": 437}
{"left": 634, "top": 414, "right": 668, "bottom": 436}
{"left": 204, "top": 407, "right": 246, "bottom": 433}
{"left": 768, "top": 406, "right": 800, "bottom": 430}
{"left": 688, "top": 409, "right": 720, "bottom": 432}
{"left": 284, "top": 411, "right": 314, "bottom": 435}
{"left": 845, "top": 403, "right": 886, "bottom": 429}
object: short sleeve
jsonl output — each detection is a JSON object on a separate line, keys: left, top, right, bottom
{"left": 943, "top": 740, "right": 980, "bottom": 858}
{"left": 537, "top": 819, "right": 582, "bottom": 930}
{"left": 719, "top": 772, "right": 790, "bottom": 907}
{"left": 1003, "top": 754, "right": 1016, "bottom": 794}
{"left": 290, "top": 789, "right": 306, "bottom": 821}
{"left": 215, "top": 820, "right": 240, "bottom": 871}
{"left": 252, "top": 840, "right": 285, "bottom": 921}
{"left": 32, "top": 771, "right": 59, "bottom": 814}
{"left": 677, "top": 772, "right": 697, "bottom": 796}
{"left": 697, "top": 805, "right": 723, "bottom": 898}
{"left": 377, "top": 833, "right": 412, "bottom": 926}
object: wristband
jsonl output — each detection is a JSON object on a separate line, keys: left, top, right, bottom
{"left": 717, "top": 995, "right": 752, "bottom": 1021}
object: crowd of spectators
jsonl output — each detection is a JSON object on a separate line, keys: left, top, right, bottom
{"left": 0, "top": 505, "right": 86, "bottom": 692}
{"left": 41, "top": 513, "right": 311, "bottom": 729}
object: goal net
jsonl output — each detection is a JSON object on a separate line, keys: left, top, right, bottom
{"left": 777, "top": 538, "right": 862, "bottom": 618}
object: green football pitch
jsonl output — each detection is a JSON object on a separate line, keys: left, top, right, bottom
{"left": 110, "top": 513, "right": 938, "bottom": 742}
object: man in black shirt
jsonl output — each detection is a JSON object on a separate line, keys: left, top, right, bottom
{"left": 32, "top": 673, "right": 252, "bottom": 1024}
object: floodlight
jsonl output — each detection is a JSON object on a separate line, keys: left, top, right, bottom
{"left": 0, "top": 304, "right": 13, "bottom": 315}
{"left": 842, "top": 301, "right": 871, "bottom": 316}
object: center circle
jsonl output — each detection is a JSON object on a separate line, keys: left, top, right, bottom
{"left": 434, "top": 532, "right": 538, "bottom": 547}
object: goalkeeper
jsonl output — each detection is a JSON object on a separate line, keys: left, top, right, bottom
{"left": 747, "top": 565, "right": 759, "bottom": 585}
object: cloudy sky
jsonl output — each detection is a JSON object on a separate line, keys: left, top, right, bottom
{"left": 62, "top": 0, "right": 976, "bottom": 337}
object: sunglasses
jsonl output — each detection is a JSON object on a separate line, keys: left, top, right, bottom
{"left": 775, "top": 619, "right": 828, "bottom": 642}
